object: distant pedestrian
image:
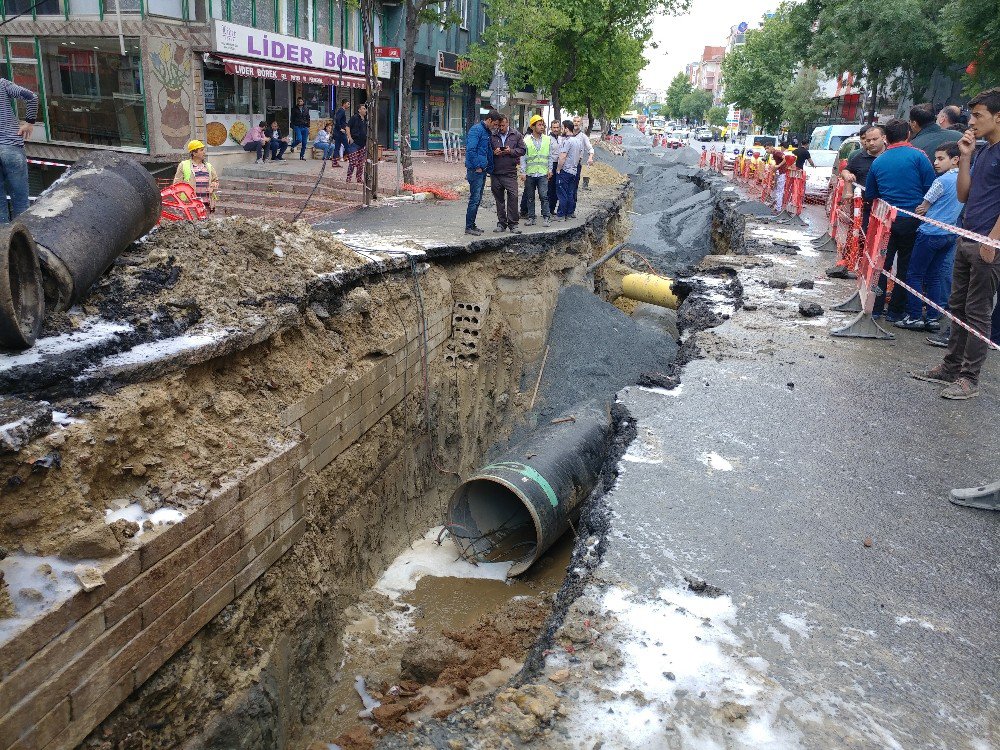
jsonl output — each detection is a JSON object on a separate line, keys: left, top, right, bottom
{"left": 173, "top": 139, "right": 219, "bottom": 213}
{"left": 572, "top": 115, "right": 595, "bottom": 192}
{"left": 548, "top": 119, "right": 562, "bottom": 217}
{"left": 937, "top": 105, "right": 968, "bottom": 133}
{"left": 0, "top": 77, "right": 38, "bottom": 223}
{"left": 490, "top": 115, "right": 526, "bottom": 234}
{"left": 895, "top": 142, "right": 963, "bottom": 331}
{"left": 865, "top": 118, "right": 936, "bottom": 322}
{"left": 791, "top": 138, "right": 815, "bottom": 169}
{"left": 332, "top": 99, "right": 350, "bottom": 168}
{"left": 345, "top": 104, "right": 368, "bottom": 184}
{"left": 241, "top": 120, "right": 268, "bottom": 163}
{"left": 289, "top": 96, "right": 311, "bottom": 160}
{"left": 909, "top": 103, "right": 960, "bottom": 162}
{"left": 555, "top": 119, "right": 582, "bottom": 220}
{"left": 464, "top": 110, "right": 501, "bottom": 236}
{"left": 911, "top": 87, "right": 1000, "bottom": 400}
{"left": 521, "top": 114, "right": 552, "bottom": 227}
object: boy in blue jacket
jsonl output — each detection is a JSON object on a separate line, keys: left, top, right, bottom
{"left": 465, "top": 111, "right": 501, "bottom": 235}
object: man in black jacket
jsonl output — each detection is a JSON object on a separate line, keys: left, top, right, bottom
{"left": 290, "top": 97, "right": 311, "bottom": 160}
{"left": 265, "top": 120, "right": 289, "bottom": 161}
{"left": 332, "top": 99, "right": 350, "bottom": 168}
{"left": 490, "top": 115, "right": 526, "bottom": 233}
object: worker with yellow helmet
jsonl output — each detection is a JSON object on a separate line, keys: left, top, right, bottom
{"left": 172, "top": 139, "right": 220, "bottom": 213}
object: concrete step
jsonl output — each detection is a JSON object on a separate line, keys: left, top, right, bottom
{"left": 217, "top": 189, "right": 357, "bottom": 213}
{"left": 219, "top": 176, "right": 362, "bottom": 203}
{"left": 222, "top": 164, "right": 367, "bottom": 186}
{"left": 216, "top": 201, "right": 355, "bottom": 223}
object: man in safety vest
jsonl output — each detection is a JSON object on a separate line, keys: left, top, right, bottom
{"left": 520, "top": 114, "right": 552, "bottom": 227}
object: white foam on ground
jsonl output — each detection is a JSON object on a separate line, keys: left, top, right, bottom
{"left": 373, "top": 526, "right": 512, "bottom": 599}
{"left": 699, "top": 451, "right": 734, "bottom": 471}
{"left": 778, "top": 613, "right": 812, "bottom": 638}
{"left": 51, "top": 411, "right": 83, "bottom": 427}
{"left": 0, "top": 554, "right": 92, "bottom": 644}
{"left": 104, "top": 502, "right": 186, "bottom": 536}
{"left": 0, "top": 320, "right": 132, "bottom": 372}
{"left": 83, "top": 330, "right": 229, "bottom": 372}
{"left": 895, "top": 616, "right": 936, "bottom": 631}
{"left": 638, "top": 383, "right": 684, "bottom": 398}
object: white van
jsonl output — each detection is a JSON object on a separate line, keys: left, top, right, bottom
{"left": 809, "top": 124, "right": 862, "bottom": 152}
{"left": 740, "top": 133, "right": 779, "bottom": 153}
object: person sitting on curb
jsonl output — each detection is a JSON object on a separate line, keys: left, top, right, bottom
{"left": 314, "top": 122, "right": 336, "bottom": 161}
{"left": 241, "top": 120, "right": 268, "bottom": 163}
{"left": 173, "top": 139, "right": 219, "bottom": 213}
{"left": 266, "top": 120, "right": 289, "bottom": 161}
{"left": 895, "top": 142, "right": 964, "bottom": 331}
{"left": 464, "top": 110, "right": 500, "bottom": 236}
{"left": 911, "top": 87, "right": 1000, "bottom": 400}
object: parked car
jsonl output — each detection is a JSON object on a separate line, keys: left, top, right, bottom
{"left": 804, "top": 150, "right": 839, "bottom": 201}
{"left": 740, "top": 134, "right": 779, "bottom": 154}
{"left": 695, "top": 127, "right": 714, "bottom": 142}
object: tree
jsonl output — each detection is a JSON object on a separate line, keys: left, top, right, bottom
{"left": 720, "top": 4, "right": 803, "bottom": 131}
{"left": 664, "top": 72, "right": 692, "bottom": 119}
{"left": 808, "top": 0, "right": 945, "bottom": 123}
{"left": 782, "top": 67, "right": 828, "bottom": 134}
{"left": 561, "top": 29, "right": 647, "bottom": 132}
{"left": 398, "top": 0, "right": 460, "bottom": 185}
{"left": 940, "top": 0, "right": 1000, "bottom": 92}
{"left": 680, "top": 89, "right": 712, "bottom": 122}
{"left": 705, "top": 106, "right": 728, "bottom": 127}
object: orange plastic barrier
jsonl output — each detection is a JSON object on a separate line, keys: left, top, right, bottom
{"left": 831, "top": 198, "right": 896, "bottom": 339}
{"left": 160, "top": 183, "right": 208, "bottom": 222}
{"left": 699, "top": 150, "right": 708, "bottom": 168}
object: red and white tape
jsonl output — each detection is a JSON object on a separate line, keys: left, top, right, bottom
{"left": 891, "top": 204, "right": 1000, "bottom": 251}
{"left": 27, "top": 158, "right": 69, "bottom": 168}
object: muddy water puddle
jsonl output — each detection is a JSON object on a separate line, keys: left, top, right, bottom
{"left": 307, "top": 531, "right": 573, "bottom": 745}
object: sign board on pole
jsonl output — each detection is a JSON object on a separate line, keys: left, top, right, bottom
{"left": 435, "top": 50, "right": 471, "bottom": 80}
{"left": 374, "top": 46, "right": 401, "bottom": 60}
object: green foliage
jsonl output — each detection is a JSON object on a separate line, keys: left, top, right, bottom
{"left": 561, "top": 30, "right": 647, "bottom": 121}
{"left": 705, "top": 106, "right": 728, "bottom": 127}
{"left": 782, "top": 68, "right": 828, "bottom": 133}
{"left": 664, "top": 72, "right": 692, "bottom": 119}
{"left": 940, "top": 0, "right": 1000, "bottom": 92}
{"left": 680, "top": 89, "right": 712, "bottom": 121}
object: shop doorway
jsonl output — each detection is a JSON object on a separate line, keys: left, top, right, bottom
{"left": 409, "top": 93, "right": 424, "bottom": 150}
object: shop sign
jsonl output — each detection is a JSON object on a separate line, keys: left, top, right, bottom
{"left": 214, "top": 20, "right": 375, "bottom": 76}
{"left": 221, "top": 56, "right": 368, "bottom": 88}
{"left": 374, "top": 46, "right": 401, "bottom": 60}
{"left": 435, "top": 50, "right": 470, "bottom": 80}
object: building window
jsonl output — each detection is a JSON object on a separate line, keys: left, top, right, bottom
{"left": 285, "top": 0, "right": 295, "bottom": 35}
{"left": 39, "top": 37, "right": 145, "bottom": 148}
{"left": 67, "top": 0, "right": 100, "bottom": 14}
{"left": 229, "top": 0, "right": 251, "bottom": 24}
{"left": 148, "top": 0, "right": 183, "bottom": 18}
{"left": 7, "top": 39, "right": 45, "bottom": 133}
{"left": 315, "top": 0, "right": 330, "bottom": 43}
{"left": 297, "top": 0, "right": 309, "bottom": 39}
{"left": 460, "top": 0, "right": 468, "bottom": 29}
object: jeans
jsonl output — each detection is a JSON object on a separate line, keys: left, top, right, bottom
{"left": 466, "top": 168, "right": 487, "bottom": 229}
{"left": 314, "top": 142, "right": 336, "bottom": 160}
{"left": 0, "top": 144, "right": 30, "bottom": 223}
{"left": 992, "top": 295, "right": 1000, "bottom": 346}
{"left": 243, "top": 140, "right": 264, "bottom": 160}
{"left": 267, "top": 140, "right": 288, "bottom": 160}
{"left": 548, "top": 164, "right": 559, "bottom": 215}
{"left": 290, "top": 125, "right": 310, "bottom": 157}
{"left": 333, "top": 131, "right": 347, "bottom": 161}
{"left": 556, "top": 170, "right": 577, "bottom": 218}
{"left": 873, "top": 215, "right": 919, "bottom": 318}
{"left": 942, "top": 238, "right": 1000, "bottom": 384}
{"left": 905, "top": 232, "right": 956, "bottom": 320}
{"left": 523, "top": 174, "right": 549, "bottom": 218}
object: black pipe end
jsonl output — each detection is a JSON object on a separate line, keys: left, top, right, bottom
{"left": 0, "top": 222, "right": 45, "bottom": 350}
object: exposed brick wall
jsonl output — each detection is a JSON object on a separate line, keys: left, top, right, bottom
{"left": 0, "top": 302, "right": 454, "bottom": 750}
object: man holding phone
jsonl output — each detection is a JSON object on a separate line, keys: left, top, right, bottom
{"left": 489, "top": 115, "right": 526, "bottom": 234}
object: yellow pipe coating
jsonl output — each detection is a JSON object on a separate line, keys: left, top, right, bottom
{"left": 621, "top": 273, "right": 681, "bottom": 310}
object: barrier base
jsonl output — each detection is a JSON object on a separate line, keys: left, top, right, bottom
{"left": 832, "top": 290, "right": 863, "bottom": 313}
{"left": 826, "top": 264, "right": 857, "bottom": 280}
{"left": 950, "top": 480, "right": 1000, "bottom": 510}
{"left": 831, "top": 312, "right": 895, "bottom": 340}
{"left": 813, "top": 234, "right": 837, "bottom": 252}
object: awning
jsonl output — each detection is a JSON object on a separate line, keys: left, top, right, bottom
{"left": 218, "top": 55, "right": 368, "bottom": 89}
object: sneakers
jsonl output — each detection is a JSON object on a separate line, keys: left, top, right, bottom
{"left": 910, "top": 365, "right": 957, "bottom": 384}
{"left": 884, "top": 312, "right": 904, "bottom": 324}
{"left": 525, "top": 218, "right": 536, "bottom": 226}
{"left": 255, "top": 158, "right": 262, "bottom": 164}
{"left": 465, "top": 227, "right": 484, "bottom": 236}
{"left": 494, "top": 223, "right": 507, "bottom": 233}
{"left": 925, "top": 318, "right": 941, "bottom": 333}
{"left": 510, "top": 225, "right": 522, "bottom": 234}
{"left": 569, "top": 213, "right": 577, "bottom": 219}
{"left": 940, "top": 377, "right": 979, "bottom": 400}
{"left": 926, "top": 327, "right": 950, "bottom": 347}
{"left": 894, "top": 315, "right": 927, "bottom": 331}
{"left": 543, "top": 217, "right": 551, "bottom": 227}
{"left": 950, "top": 479, "right": 1000, "bottom": 510}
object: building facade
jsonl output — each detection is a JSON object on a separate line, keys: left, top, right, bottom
{"left": 1, "top": 0, "right": 482, "bottom": 190}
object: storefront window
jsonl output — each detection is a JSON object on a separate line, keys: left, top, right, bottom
{"left": 448, "top": 93, "right": 464, "bottom": 133}
{"left": 147, "top": 0, "right": 182, "bottom": 18}
{"left": 256, "top": 0, "right": 275, "bottom": 30}
{"left": 40, "top": 37, "right": 145, "bottom": 148}
{"left": 301, "top": 83, "right": 329, "bottom": 120}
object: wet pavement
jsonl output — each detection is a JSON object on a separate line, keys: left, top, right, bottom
{"left": 544, "top": 129, "right": 1000, "bottom": 748}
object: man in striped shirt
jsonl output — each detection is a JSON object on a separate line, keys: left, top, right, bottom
{"left": 0, "top": 77, "right": 39, "bottom": 223}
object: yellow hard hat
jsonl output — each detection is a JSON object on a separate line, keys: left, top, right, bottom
{"left": 187, "top": 139, "right": 206, "bottom": 152}
{"left": 529, "top": 115, "right": 544, "bottom": 127}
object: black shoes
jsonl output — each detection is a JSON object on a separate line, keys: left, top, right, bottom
{"left": 465, "top": 227, "right": 484, "bottom": 236}
{"left": 494, "top": 223, "right": 507, "bottom": 233}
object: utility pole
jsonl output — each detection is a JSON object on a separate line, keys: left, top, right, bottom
{"left": 359, "top": 0, "right": 380, "bottom": 205}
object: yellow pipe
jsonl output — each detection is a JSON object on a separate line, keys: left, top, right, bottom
{"left": 621, "top": 273, "right": 681, "bottom": 310}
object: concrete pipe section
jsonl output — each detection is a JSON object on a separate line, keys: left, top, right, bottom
{"left": 448, "top": 402, "right": 611, "bottom": 576}
{"left": 0, "top": 222, "right": 44, "bottom": 349}
{"left": 19, "top": 152, "right": 161, "bottom": 312}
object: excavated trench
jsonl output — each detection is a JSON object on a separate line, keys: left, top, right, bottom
{"left": 0, "top": 154, "right": 742, "bottom": 750}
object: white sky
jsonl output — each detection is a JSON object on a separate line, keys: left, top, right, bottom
{"left": 640, "top": 0, "right": 779, "bottom": 91}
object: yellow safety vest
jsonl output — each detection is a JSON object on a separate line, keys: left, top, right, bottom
{"left": 180, "top": 159, "right": 217, "bottom": 198}
{"left": 524, "top": 135, "right": 551, "bottom": 175}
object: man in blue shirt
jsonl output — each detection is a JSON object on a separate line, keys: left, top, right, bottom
{"left": 865, "top": 118, "right": 936, "bottom": 320}
{"left": 912, "top": 87, "right": 1000, "bottom": 402}
{"left": 896, "top": 142, "right": 963, "bottom": 330}
{"left": 464, "top": 111, "right": 501, "bottom": 236}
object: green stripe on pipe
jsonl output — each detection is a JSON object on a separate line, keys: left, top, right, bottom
{"left": 482, "top": 462, "right": 559, "bottom": 508}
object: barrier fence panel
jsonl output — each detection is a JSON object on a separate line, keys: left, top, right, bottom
{"left": 831, "top": 198, "right": 896, "bottom": 339}
{"left": 699, "top": 150, "right": 708, "bottom": 168}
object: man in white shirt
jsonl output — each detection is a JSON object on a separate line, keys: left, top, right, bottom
{"left": 572, "top": 115, "right": 595, "bottom": 191}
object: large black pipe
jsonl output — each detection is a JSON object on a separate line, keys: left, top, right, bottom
{"left": 447, "top": 401, "right": 611, "bottom": 576}
{"left": 0, "top": 222, "right": 44, "bottom": 349}
{"left": 19, "top": 152, "right": 161, "bottom": 311}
